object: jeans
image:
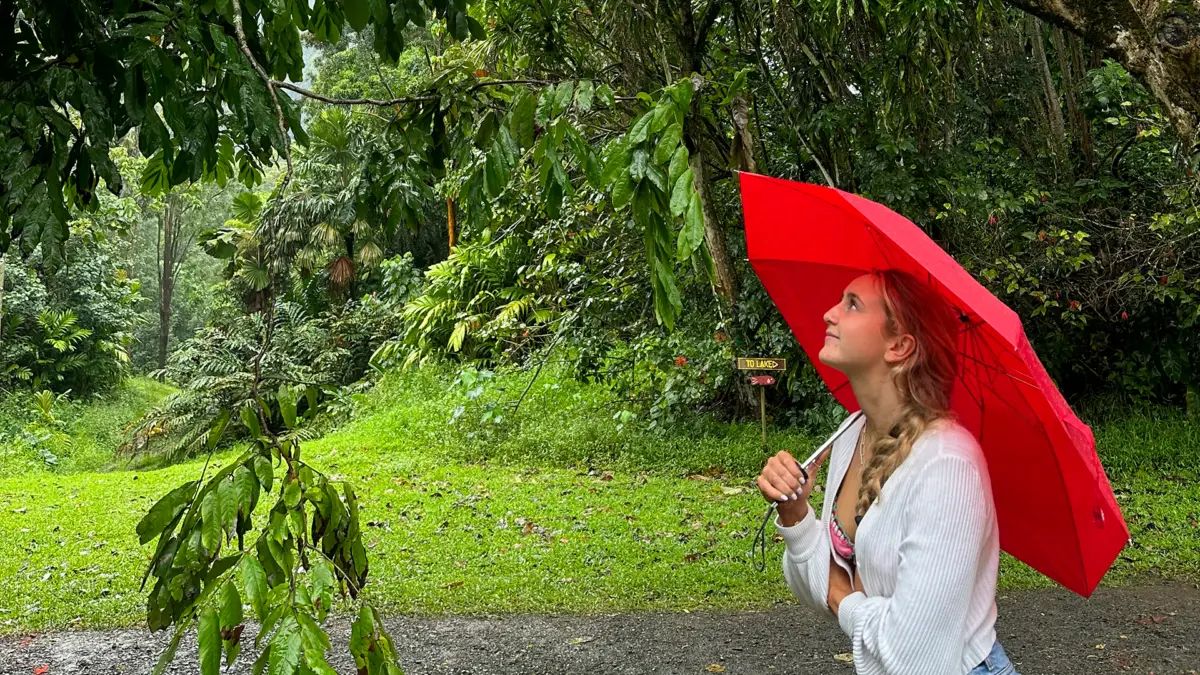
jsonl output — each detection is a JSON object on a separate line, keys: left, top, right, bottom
{"left": 967, "top": 641, "right": 1019, "bottom": 675}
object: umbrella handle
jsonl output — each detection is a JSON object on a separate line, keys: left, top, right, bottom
{"left": 751, "top": 411, "right": 864, "bottom": 571}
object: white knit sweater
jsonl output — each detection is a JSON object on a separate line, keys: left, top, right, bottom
{"left": 775, "top": 413, "right": 1000, "bottom": 675}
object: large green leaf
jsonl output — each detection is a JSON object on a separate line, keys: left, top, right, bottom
{"left": 670, "top": 168, "right": 694, "bottom": 217}
{"left": 254, "top": 455, "right": 274, "bottom": 494}
{"left": 241, "top": 556, "right": 269, "bottom": 621}
{"left": 343, "top": 0, "right": 370, "bottom": 30}
{"left": 137, "top": 481, "right": 198, "bottom": 545}
{"left": 201, "top": 489, "right": 221, "bottom": 555}
{"left": 219, "top": 580, "right": 244, "bottom": 665}
{"left": 627, "top": 113, "right": 652, "bottom": 145}
{"left": 575, "top": 80, "right": 594, "bottom": 111}
{"left": 611, "top": 172, "right": 635, "bottom": 210}
{"left": 553, "top": 81, "right": 575, "bottom": 116}
{"left": 672, "top": 145, "right": 691, "bottom": 183}
{"left": 629, "top": 148, "right": 648, "bottom": 182}
{"left": 139, "top": 152, "right": 170, "bottom": 196}
{"left": 510, "top": 92, "right": 536, "bottom": 149}
{"left": 198, "top": 607, "right": 221, "bottom": 675}
{"left": 270, "top": 616, "right": 302, "bottom": 675}
{"left": 601, "top": 140, "right": 630, "bottom": 187}
{"left": 677, "top": 192, "right": 705, "bottom": 262}
{"left": 654, "top": 123, "right": 683, "bottom": 164}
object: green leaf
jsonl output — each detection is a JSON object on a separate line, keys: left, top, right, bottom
{"left": 645, "top": 163, "right": 666, "bottom": 192}
{"left": 575, "top": 80, "right": 594, "bottom": 111}
{"left": 667, "top": 146, "right": 689, "bottom": 185}
{"left": 254, "top": 456, "right": 274, "bottom": 493}
{"left": 553, "top": 81, "right": 575, "bottom": 116}
{"left": 611, "top": 172, "right": 634, "bottom": 210}
{"left": 201, "top": 489, "right": 221, "bottom": 554}
{"left": 601, "top": 140, "right": 630, "bottom": 187}
{"left": 219, "top": 580, "right": 244, "bottom": 665}
{"left": 678, "top": 192, "right": 705, "bottom": 262}
{"left": 217, "top": 475, "right": 238, "bottom": 539}
{"left": 629, "top": 148, "right": 648, "bottom": 182}
{"left": 649, "top": 104, "right": 674, "bottom": 134}
{"left": 208, "top": 409, "right": 231, "bottom": 450}
{"left": 583, "top": 150, "right": 603, "bottom": 190}
{"left": 510, "top": 92, "right": 536, "bottom": 149}
{"left": 654, "top": 123, "right": 683, "bottom": 164}
{"left": 466, "top": 15, "right": 486, "bottom": 40}
{"left": 535, "top": 88, "right": 554, "bottom": 127}
{"left": 137, "top": 481, "right": 198, "bottom": 545}
{"left": 670, "top": 168, "right": 694, "bottom": 217}
{"left": 240, "top": 406, "right": 262, "bottom": 439}
{"left": 627, "top": 113, "right": 652, "bottom": 145}
{"left": 343, "top": 0, "right": 370, "bottom": 30}
{"left": 219, "top": 579, "right": 243, "bottom": 629}
{"left": 139, "top": 152, "right": 170, "bottom": 196}
{"left": 199, "top": 607, "right": 221, "bottom": 675}
{"left": 269, "top": 616, "right": 302, "bottom": 675}
{"left": 139, "top": 111, "right": 169, "bottom": 158}
{"left": 284, "top": 478, "right": 302, "bottom": 509}
{"left": 596, "top": 83, "right": 615, "bottom": 107}
{"left": 277, "top": 385, "right": 297, "bottom": 429}
{"left": 241, "top": 556, "right": 268, "bottom": 621}
{"left": 234, "top": 466, "right": 256, "bottom": 515}
{"left": 670, "top": 78, "right": 694, "bottom": 110}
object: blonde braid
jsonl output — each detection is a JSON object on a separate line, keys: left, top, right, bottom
{"left": 854, "top": 269, "right": 959, "bottom": 521}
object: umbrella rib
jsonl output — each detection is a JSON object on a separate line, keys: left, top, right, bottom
{"left": 965, "top": 326, "right": 1047, "bottom": 434}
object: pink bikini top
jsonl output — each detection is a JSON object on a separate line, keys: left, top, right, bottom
{"left": 829, "top": 501, "right": 856, "bottom": 564}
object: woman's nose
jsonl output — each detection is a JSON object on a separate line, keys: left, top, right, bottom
{"left": 823, "top": 306, "right": 837, "bottom": 326}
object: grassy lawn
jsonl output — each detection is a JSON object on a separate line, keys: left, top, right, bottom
{"left": 0, "top": 376, "right": 176, "bottom": 477}
{"left": 1, "top": 367, "right": 1197, "bottom": 635}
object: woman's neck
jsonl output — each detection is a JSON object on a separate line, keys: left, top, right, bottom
{"left": 848, "top": 367, "right": 905, "bottom": 439}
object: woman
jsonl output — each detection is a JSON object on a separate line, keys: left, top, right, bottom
{"left": 756, "top": 269, "right": 1020, "bottom": 675}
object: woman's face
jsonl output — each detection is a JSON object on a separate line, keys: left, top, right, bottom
{"left": 819, "top": 274, "right": 900, "bottom": 375}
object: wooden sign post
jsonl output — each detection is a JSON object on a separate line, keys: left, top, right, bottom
{"left": 737, "top": 357, "right": 787, "bottom": 452}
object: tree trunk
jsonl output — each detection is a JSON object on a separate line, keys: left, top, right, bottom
{"left": 1052, "top": 26, "right": 1088, "bottom": 176}
{"left": 1008, "top": 0, "right": 1200, "bottom": 153}
{"left": 1029, "top": 15, "right": 1069, "bottom": 169}
{"left": 157, "top": 200, "right": 175, "bottom": 371}
{"left": 674, "top": 1, "right": 738, "bottom": 308}
{"left": 1068, "top": 33, "right": 1098, "bottom": 171}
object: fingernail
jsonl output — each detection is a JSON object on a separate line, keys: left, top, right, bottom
{"left": 778, "top": 494, "right": 789, "bottom": 502}
{"left": 791, "top": 492, "right": 800, "bottom": 500}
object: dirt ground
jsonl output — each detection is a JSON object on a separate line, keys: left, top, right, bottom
{"left": 2, "top": 581, "right": 1197, "bottom": 674}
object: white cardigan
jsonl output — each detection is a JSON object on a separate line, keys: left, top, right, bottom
{"left": 775, "top": 413, "right": 1000, "bottom": 675}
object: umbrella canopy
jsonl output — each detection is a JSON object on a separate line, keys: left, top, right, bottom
{"left": 739, "top": 171, "right": 1129, "bottom": 597}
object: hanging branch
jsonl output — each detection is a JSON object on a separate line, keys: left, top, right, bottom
{"left": 230, "top": 0, "right": 294, "bottom": 193}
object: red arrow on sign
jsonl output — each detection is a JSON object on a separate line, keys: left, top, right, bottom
{"left": 750, "top": 375, "right": 776, "bottom": 386}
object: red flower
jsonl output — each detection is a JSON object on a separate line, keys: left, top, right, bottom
{"left": 1040, "top": 194, "right": 1048, "bottom": 202}
{"left": 988, "top": 216, "right": 997, "bottom": 225}
{"left": 1161, "top": 275, "right": 1168, "bottom": 285}
{"left": 1069, "top": 300, "right": 1080, "bottom": 310}
{"left": 522, "top": 330, "right": 530, "bottom": 337}
{"left": 714, "top": 332, "right": 728, "bottom": 342}
{"left": 1121, "top": 311, "right": 1129, "bottom": 320}
{"left": 674, "top": 356, "right": 688, "bottom": 367}
{"left": 1037, "top": 231, "right": 1046, "bottom": 241}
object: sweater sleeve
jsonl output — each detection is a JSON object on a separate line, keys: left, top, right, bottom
{"left": 836, "top": 454, "right": 993, "bottom": 675}
{"left": 775, "top": 507, "right": 833, "bottom": 615}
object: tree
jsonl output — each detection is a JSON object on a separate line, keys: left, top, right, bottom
{"left": 1008, "top": 0, "right": 1200, "bottom": 156}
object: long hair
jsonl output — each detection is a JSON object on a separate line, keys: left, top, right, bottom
{"left": 855, "top": 269, "right": 960, "bottom": 521}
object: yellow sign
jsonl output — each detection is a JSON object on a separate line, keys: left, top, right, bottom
{"left": 736, "top": 357, "right": 786, "bottom": 371}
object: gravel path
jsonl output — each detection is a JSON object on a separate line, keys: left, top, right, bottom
{"left": 2, "top": 581, "right": 1197, "bottom": 674}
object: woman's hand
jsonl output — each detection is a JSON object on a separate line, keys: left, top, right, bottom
{"left": 827, "top": 557, "right": 866, "bottom": 616}
{"left": 757, "top": 447, "right": 830, "bottom": 526}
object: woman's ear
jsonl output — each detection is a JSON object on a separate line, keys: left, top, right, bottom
{"left": 884, "top": 333, "right": 916, "bottom": 364}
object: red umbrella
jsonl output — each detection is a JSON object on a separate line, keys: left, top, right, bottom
{"left": 739, "top": 171, "right": 1129, "bottom": 597}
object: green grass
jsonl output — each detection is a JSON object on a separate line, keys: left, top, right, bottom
{"left": 0, "top": 366, "right": 1197, "bottom": 635}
